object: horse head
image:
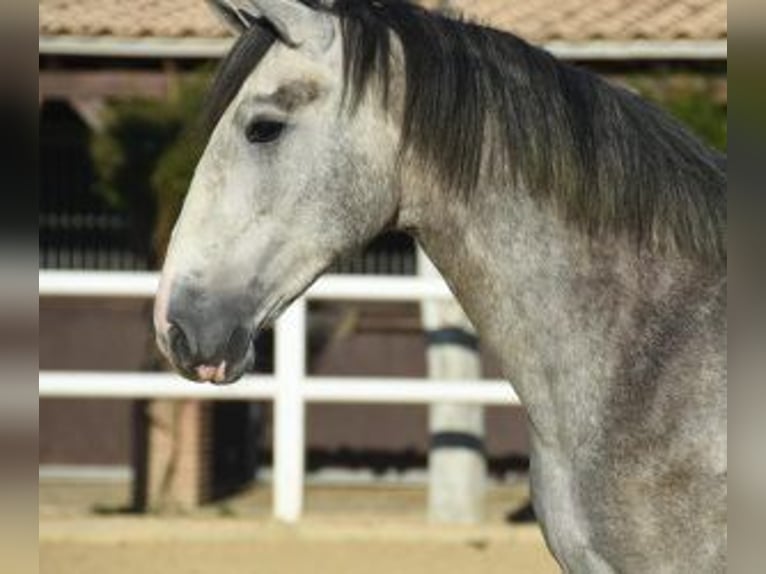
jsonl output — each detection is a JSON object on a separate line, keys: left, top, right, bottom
{"left": 154, "top": 0, "right": 402, "bottom": 383}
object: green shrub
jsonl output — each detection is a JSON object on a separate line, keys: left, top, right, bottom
{"left": 91, "top": 73, "right": 209, "bottom": 264}
{"left": 627, "top": 72, "right": 727, "bottom": 152}
{"left": 663, "top": 91, "right": 727, "bottom": 152}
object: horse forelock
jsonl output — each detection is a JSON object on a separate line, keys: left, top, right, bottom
{"left": 205, "top": 19, "right": 279, "bottom": 133}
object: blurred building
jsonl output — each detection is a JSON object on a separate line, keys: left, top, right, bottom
{"left": 39, "top": 0, "right": 727, "bottom": 484}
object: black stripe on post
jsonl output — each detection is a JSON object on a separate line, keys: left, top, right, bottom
{"left": 426, "top": 328, "right": 479, "bottom": 351}
{"left": 430, "top": 431, "right": 485, "bottom": 454}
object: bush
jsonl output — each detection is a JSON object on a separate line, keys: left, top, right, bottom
{"left": 91, "top": 73, "right": 210, "bottom": 264}
{"left": 663, "top": 91, "right": 728, "bottom": 152}
{"left": 627, "top": 71, "right": 727, "bottom": 152}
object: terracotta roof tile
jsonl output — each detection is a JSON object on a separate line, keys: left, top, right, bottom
{"left": 40, "top": 0, "right": 229, "bottom": 38}
{"left": 453, "top": 0, "right": 726, "bottom": 42}
{"left": 39, "top": 0, "right": 727, "bottom": 43}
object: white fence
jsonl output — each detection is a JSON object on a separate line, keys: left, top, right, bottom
{"left": 39, "top": 270, "right": 519, "bottom": 522}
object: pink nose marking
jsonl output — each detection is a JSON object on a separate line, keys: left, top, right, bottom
{"left": 196, "top": 361, "right": 227, "bottom": 383}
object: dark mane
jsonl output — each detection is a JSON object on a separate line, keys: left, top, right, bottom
{"left": 206, "top": 0, "right": 726, "bottom": 265}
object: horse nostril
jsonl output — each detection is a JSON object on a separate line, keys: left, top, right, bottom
{"left": 168, "top": 322, "right": 193, "bottom": 362}
{"left": 225, "top": 325, "right": 251, "bottom": 363}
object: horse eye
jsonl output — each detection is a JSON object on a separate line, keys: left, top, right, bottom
{"left": 245, "top": 120, "right": 286, "bottom": 144}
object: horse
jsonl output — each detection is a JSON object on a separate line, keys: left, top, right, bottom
{"left": 154, "top": 1, "right": 727, "bottom": 571}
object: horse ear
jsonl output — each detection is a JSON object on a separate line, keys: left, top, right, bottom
{"left": 240, "top": 0, "right": 334, "bottom": 50}
{"left": 206, "top": 0, "right": 260, "bottom": 35}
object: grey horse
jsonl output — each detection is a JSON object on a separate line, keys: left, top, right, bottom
{"left": 154, "top": 1, "right": 727, "bottom": 571}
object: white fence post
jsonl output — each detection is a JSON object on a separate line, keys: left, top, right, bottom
{"left": 419, "top": 250, "right": 487, "bottom": 524}
{"left": 273, "top": 297, "right": 307, "bottom": 522}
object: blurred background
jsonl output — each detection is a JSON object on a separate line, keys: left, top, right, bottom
{"left": 37, "top": 1, "right": 727, "bottom": 573}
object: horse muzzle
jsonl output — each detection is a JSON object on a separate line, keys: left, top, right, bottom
{"left": 155, "top": 280, "right": 257, "bottom": 384}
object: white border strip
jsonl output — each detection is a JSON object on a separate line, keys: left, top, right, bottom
{"left": 39, "top": 35, "right": 727, "bottom": 61}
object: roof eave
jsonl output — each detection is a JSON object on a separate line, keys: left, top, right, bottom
{"left": 545, "top": 39, "right": 727, "bottom": 61}
{"left": 39, "top": 35, "right": 727, "bottom": 61}
{"left": 39, "top": 36, "right": 233, "bottom": 59}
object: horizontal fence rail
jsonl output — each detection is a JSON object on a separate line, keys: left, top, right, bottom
{"left": 39, "top": 270, "right": 454, "bottom": 301}
{"left": 39, "top": 372, "right": 518, "bottom": 405}
{"left": 39, "top": 270, "right": 521, "bottom": 522}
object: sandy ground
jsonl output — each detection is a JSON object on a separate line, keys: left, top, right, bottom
{"left": 40, "top": 478, "right": 559, "bottom": 574}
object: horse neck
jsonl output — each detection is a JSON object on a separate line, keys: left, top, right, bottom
{"left": 403, "top": 178, "right": 714, "bottom": 448}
